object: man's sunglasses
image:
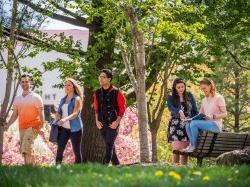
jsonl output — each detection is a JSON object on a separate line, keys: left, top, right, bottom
{"left": 21, "top": 81, "right": 30, "bottom": 83}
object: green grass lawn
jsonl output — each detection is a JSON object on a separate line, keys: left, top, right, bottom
{"left": 0, "top": 163, "right": 250, "bottom": 187}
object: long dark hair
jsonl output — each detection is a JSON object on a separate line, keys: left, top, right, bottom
{"left": 171, "top": 78, "right": 190, "bottom": 108}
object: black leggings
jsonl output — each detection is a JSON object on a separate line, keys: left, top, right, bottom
{"left": 56, "top": 127, "right": 83, "bottom": 164}
{"left": 100, "top": 126, "right": 119, "bottom": 165}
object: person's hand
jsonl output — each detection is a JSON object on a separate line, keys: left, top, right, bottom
{"left": 110, "top": 120, "right": 119, "bottom": 129}
{"left": 39, "top": 123, "right": 44, "bottom": 129}
{"left": 96, "top": 120, "right": 103, "bottom": 129}
{"left": 205, "top": 114, "right": 213, "bottom": 120}
{"left": 181, "top": 117, "right": 191, "bottom": 123}
{"left": 39, "top": 126, "right": 45, "bottom": 135}
{"left": 179, "top": 110, "right": 186, "bottom": 119}
{"left": 57, "top": 118, "right": 66, "bottom": 126}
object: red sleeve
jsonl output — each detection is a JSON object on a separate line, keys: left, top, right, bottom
{"left": 93, "top": 93, "right": 98, "bottom": 113}
{"left": 117, "top": 90, "right": 126, "bottom": 117}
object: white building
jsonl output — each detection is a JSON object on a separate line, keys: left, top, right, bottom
{"left": 0, "top": 29, "right": 89, "bottom": 108}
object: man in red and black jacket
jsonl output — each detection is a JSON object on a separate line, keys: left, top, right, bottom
{"left": 93, "top": 69, "right": 126, "bottom": 165}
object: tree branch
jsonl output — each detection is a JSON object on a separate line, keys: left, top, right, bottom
{"left": 226, "top": 48, "right": 250, "bottom": 70}
{"left": 119, "top": 41, "right": 138, "bottom": 92}
{"left": 18, "top": 0, "right": 90, "bottom": 28}
{"left": 3, "top": 26, "right": 86, "bottom": 56}
{"left": 4, "top": 79, "right": 20, "bottom": 119}
{"left": 145, "top": 20, "right": 158, "bottom": 66}
{"left": 147, "top": 81, "right": 157, "bottom": 123}
{"left": 10, "top": 49, "right": 22, "bottom": 76}
{"left": 49, "top": 1, "right": 86, "bottom": 21}
{"left": 0, "top": 52, "right": 7, "bottom": 67}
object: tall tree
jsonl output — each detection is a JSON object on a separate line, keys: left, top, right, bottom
{"left": 0, "top": 0, "right": 45, "bottom": 163}
{"left": 0, "top": 0, "right": 18, "bottom": 164}
{"left": 213, "top": 53, "right": 250, "bottom": 132}
{"left": 118, "top": 3, "right": 151, "bottom": 162}
{"left": 106, "top": 0, "right": 210, "bottom": 162}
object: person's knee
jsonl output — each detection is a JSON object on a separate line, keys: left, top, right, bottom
{"left": 190, "top": 121, "right": 199, "bottom": 129}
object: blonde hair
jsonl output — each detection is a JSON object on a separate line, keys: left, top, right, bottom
{"left": 64, "top": 78, "right": 84, "bottom": 101}
{"left": 200, "top": 78, "right": 217, "bottom": 97}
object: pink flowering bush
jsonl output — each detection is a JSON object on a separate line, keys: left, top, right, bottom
{"left": 3, "top": 107, "right": 151, "bottom": 165}
{"left": 2, "top": 122, "right": 75, "bottom": 165}
{"left": 115, "top": 107, "right": 140, "bottom": 164}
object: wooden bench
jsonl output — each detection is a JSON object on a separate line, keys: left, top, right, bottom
{"left": 173, "top": 131, "right": 250, "bottom": 166}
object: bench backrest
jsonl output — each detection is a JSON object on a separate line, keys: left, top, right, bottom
{"left": 195, "top": 131, "right": 250, "bottom": 157}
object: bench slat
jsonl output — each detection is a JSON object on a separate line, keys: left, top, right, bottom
{"left": 199, "top": 132, "right": 248, "bottom": 137}
{"left": 197, "top": 142, "right": 247, "bottom": 150}
{"left": 198, "top": 136, "right": 248, "bottom": 141}
{"left": 197, "top": 144, "right": 244, "bottom": 149}
{"left": 197, "top": 141, "right": 246, "bottom": 147}
{"left": 199, "top": 147, "right": 243, "bottom": 152}
{"left": 217, "top": 133, "right": 248, "bottom": 138}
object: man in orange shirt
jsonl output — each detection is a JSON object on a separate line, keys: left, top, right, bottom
{"left": 6, "top": 74, "right": 44, "bottom": 164}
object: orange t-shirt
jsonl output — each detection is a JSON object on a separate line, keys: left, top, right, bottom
{"left": 14, "top": 92, "right": 43, "bottom": 130}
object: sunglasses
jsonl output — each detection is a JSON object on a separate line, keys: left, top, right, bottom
{"left": 64, "top": 84, "right": 73, "bottom": 87}
{"left": 21, "top": 81, "right": 29, "bottom": 83}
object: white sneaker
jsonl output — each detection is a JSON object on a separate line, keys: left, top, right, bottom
{"left": 183, "top": 146, "right": 195, "bottom": 153}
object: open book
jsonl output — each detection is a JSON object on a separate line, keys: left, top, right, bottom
{"left": 181, "top": 113, "right": 206, "bottom": 122}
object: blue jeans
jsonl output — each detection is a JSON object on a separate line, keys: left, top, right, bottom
{"left": 186, "top": 120, "right": 220, "bottom": 147}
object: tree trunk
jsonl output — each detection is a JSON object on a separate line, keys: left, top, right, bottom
{"left": 234, "top": 70, "right": 240, "bottom": 132}
{"left": 136, "top": 91, "right": 150, "bottom": 163}
{"left": 149, "top": 107, "right": 166, "bottom": 163}
{"left": 122, "top": 5, "right": 150, "bottom": 163}
{"left": 0, "top": 71, "right": 13, "bottom": 164}
{"left": 136, "top": 33, "right": 150, "bottom": 163}
{"left": 0, "top": 0, "right": 17, "bottom": 164}
{"left": 151, "top": 129, "right": 158, "bottom": 163}
{"left": 81, "top": 87, "right": 105, "bottom": 162}
{"left": 0, "top": 125, "right": 4, "bottom": 164}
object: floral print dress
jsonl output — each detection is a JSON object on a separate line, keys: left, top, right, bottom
{"left": 167, "top": 101, "right": 189, "bottom": 142}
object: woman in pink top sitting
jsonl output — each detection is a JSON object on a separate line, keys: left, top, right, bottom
{"left": 184, "top": 78, "right": 227, "bottom": 152}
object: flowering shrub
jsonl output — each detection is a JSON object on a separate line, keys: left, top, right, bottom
{"left": 115, "top": 107, "right": 140, "bottom": 164}
{"left": 2, "top": 122, "right": 74, "bottom": 165}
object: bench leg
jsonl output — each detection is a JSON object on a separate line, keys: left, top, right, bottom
{"left": 197, "top": 157, "right": 203, "bottom": 166}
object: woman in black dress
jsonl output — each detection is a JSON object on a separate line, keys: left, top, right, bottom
{"left": 167, "top": 78, "right": 198, "bottom": 165}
